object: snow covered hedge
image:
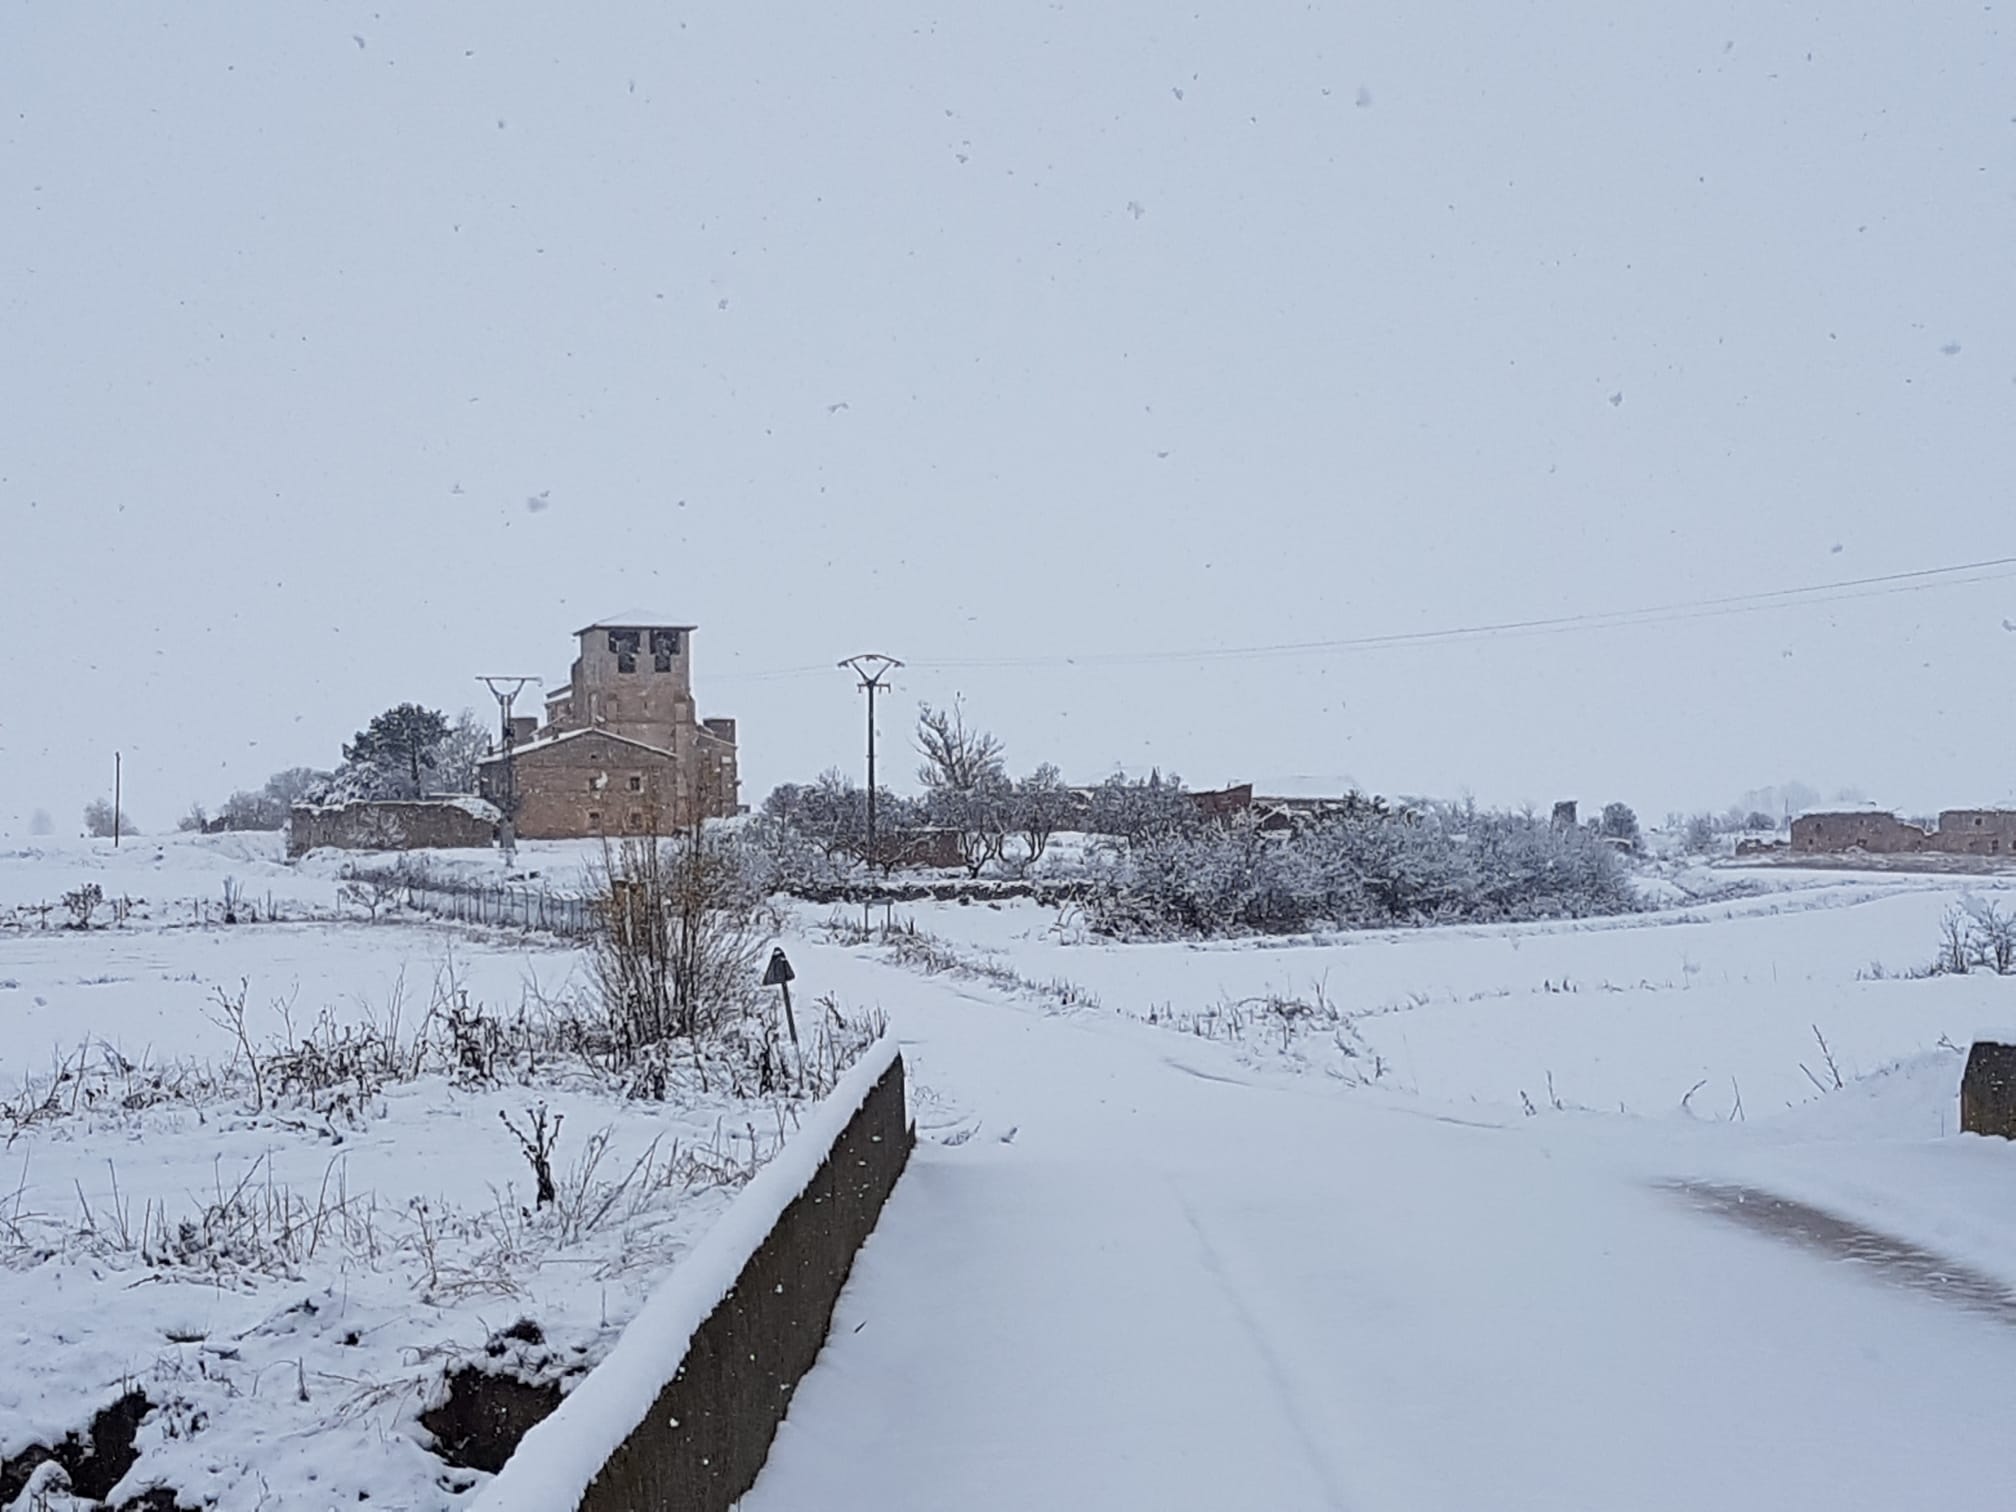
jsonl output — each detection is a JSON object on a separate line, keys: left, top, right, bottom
{"left": 1089, "top": 804, "right": 1637, "bottom": 938}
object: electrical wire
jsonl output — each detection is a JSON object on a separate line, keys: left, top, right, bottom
{"left": 704, "top": 552, "right": 2016, "bottom": 683}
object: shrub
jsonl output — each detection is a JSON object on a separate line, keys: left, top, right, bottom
{"left": 1088, "top": 803, "right": 1634, "bottom": 938}
{"left": 1597, "top": 802, "right": 1641, "bottom": 849}
{"left": 588, "top": 827, "right": 766, "bottom": 1050}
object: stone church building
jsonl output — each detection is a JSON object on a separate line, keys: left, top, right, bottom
{"left": 477, "top": 614, "right": 740, "bottom": 838}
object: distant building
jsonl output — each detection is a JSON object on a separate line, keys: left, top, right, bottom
{"left": 1931, "top": 809, "right": 2016, "bottom": 857}
{"left": 478, "top": 615, "right": 740, "bottom": 839}
{"left": 1789, "top": 807, "right": 2016, "bottom": 858}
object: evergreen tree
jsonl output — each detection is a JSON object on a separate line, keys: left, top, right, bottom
{"left": 342, "top": 704, "right": 451, "bottom": 798}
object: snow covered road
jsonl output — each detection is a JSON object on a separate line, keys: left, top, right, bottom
{"left": 744, "top": 964, "right": 2016, "bottom": 1511}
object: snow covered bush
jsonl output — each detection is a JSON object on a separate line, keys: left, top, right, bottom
{"left": 753, "top": 771, "right": 920, "bottom": 875}
{"left": 588, "top": 827, "right": 768, "bottom": 1051}
{"left": 1084, "top": 769, "right": 1198, "bottom": 842}
{"left": 81, "top": 798, "right": 137, "bottom": 839}
{"left": 1089, "top": 803, "right": 1635, "bottom": 938}
{"left": 1597, "top": 802, "right": 1642, "bottom": 849}
{"left": 1678, "top": 812, "right": 1720, "bottom": 855}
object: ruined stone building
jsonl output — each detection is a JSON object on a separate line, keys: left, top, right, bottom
{"left": 1789, "top": 807, "right": 2016, "bottom": 858}
{"left": 476, "top": 615, "right": 740, "bottom": 838}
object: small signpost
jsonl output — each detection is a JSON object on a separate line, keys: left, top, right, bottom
{"left": 762, "top": 946, "right": 799, "bottom": 1049}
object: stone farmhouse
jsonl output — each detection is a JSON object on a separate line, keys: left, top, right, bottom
{"left": 477, "top": 614, "right": 741, "bottom": 839}
{"left": 1790, "top": 808, "right": 2016, "bottom": 858}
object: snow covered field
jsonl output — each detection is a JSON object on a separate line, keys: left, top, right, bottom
{"left": 0, "top": 836, "right": 875, "bottom": 1511}
{"left": 6, "top": 836, "right": 2016, "bottom": 1508}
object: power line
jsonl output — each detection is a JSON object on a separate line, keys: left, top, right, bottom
{"left": 703, "top": 552, "right": 2016, "bottom": 684}
{"left": 922, "top": 555, "right": 2016, "bottom": 671}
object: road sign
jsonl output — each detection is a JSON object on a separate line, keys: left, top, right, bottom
{"left": 762, "top": 948, "right": 796, "bottom": 988}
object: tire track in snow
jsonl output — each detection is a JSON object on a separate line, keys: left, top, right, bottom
{"left": 1176, "top": 1193, "right": 1358, "bottom": 1512}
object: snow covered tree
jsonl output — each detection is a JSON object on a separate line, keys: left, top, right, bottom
{"left": 261, "top": 766, "right": 328, "bottom": 809}
{"left": 1596, "top": 802, "right": 1641, "bottom": 849}
{"left": 1086, "top": 770, "right": 1196, "bottom": 844}
{"left": 914, "top": 702, "right": 1015, "bottom": 875}
{"left": 82, "top": 798, "right": 137, "bottom": 838}
{"left": 342, "top": 703, "right": 451, "bottom": 798}
{"left": 429, "top": 710, "right": 493, "bottom": 794}
{"left": 314, "top": 704, "right": 453, "bottom": 802}
{"left": 923, "top": 774, "right": 1014, "bottom": 877}
{"left": 1007, "top": 762, "right": 1073, "bottom": 872}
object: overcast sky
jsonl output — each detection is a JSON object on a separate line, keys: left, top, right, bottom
{"left": 3, "top": 3, "right": 2012, "bottom": 835}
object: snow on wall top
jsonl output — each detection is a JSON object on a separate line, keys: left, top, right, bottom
{"left": 467, "top": 1035, "right": 902, "bottom": 1512}
{"left": 1791, "top": 803, "right": 2016, "bottom": 823}
{"left": 293, "top": 795, "right": 501, "bottom": 819}
{"left": 575, "top": 611, "right": 698, "bottom": 633}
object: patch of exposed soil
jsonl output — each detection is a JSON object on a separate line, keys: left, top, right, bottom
{"left": 1665, "top": 1181, "right": 2016, "bottom": 1325}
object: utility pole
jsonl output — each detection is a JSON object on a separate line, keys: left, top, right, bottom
{"left": 838, "top": 654, "right": 902, "bottom": 872}
{"left": 113, "top": 752, "right": 122, "bottom": 849}
{"left": 479, "top": 676, "right": 539, "bottom": 860}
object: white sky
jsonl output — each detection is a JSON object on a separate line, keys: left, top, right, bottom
{"left": 3, "top": 3, "right": 2013, "bottom": 833}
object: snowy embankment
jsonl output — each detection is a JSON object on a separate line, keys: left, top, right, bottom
{"left": 0, "top": 835, "right": 880, "bottom": 1512}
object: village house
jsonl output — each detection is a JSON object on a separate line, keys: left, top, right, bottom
{"left": 1789, "top": 807, "right": 2016, "bottom": 858}
{"left": 477, "top": 614, "right": 740, "bottom": 839}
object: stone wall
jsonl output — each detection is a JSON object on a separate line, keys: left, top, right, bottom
{"left": 487, "top": 730, "right": 745, "bottom": 839}
{"left": 695, "top": 721, "right": 742, "bottom": 819}
{"left": 1934, "top": 810, "right": 2016, "bottom": 857}
{"left": 287, "top": 799, "right": 499, "bottom": 858}
{"left": 1791, "top": 809, "right": 2016, "bottom": 857}
{"left": 1790, "top": 811, "right": 1929, "bottom": 854}
{"left": 1961, "top": 1042, "right": 2016, "bottom": 1137}
{"left": 551, "top": 625, "right": 696, "bottom": 752}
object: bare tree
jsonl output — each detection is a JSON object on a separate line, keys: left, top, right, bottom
{"left": 1967, "top": 899, "right": 2016, "bottom": 975}
{"left": 431, "top": 709, "right": 494, "bottom": 794}
{"left": 925, "top": 779, "right": 1012, "bottom": 877}
{"left": 589, "top": 823, "right": 765, "bottom": 1050}
{"left": 1008, "top": 763, "right": 1073, "bottom": 873}
{"left": 1939, "top": 906, "right": 1973, "bottom": 975}
{"left": 915, "top": 701, "right": 1006, "bottom": 792}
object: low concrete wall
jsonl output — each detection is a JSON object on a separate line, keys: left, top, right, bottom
{"left": 472, "top": 1043, "right": 911, "bottom": 1512}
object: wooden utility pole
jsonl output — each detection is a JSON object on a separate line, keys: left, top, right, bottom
{"left": 113, "top": 752, "right": 122, "bottom": 848}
